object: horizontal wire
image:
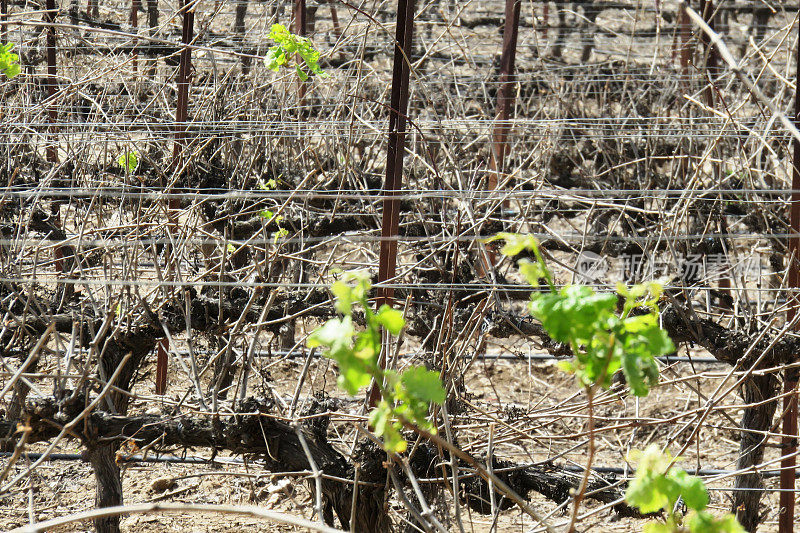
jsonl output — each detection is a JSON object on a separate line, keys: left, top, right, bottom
{"left": 0, "top": 187, "right": 797, "bottom": 199}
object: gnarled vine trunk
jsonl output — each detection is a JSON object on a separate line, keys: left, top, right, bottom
{"left": 733, "top": 374, "right": 777, "bottom": 531}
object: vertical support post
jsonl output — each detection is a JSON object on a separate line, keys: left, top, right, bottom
{"left": 481, "top": 0, "right": 520, "bottom": 271}
{"left": 293, "top": 0, "right": 307, "bottom": 102}
{"left": 699, "top": 0, "right": 718, "bottom": 106}
{"left": 157, "top": 0, "right": 193, "bottom": 397}
{"left": 1, "top": 0, "right": 7, "bottom": 43}
{"left": 489, "top": 0, "right": 521, "bottom": 188}
{"left": 293, "top": 0, "right": 306, "bottom": 34}
{"left": 542, "top": 2, "right": 548, "bottom": 39}
{"left": 172, "top": 0, "right": 193, "bottom": 167}
{"left": 155, "top": 339, "right": 168, "bottom": 395}
{"left": 368, "top": 0, "right": 416, "bottom": 407}
{"left": 329, "top": 1, "right": 341, "bottom": 38}
{"left": 678, "top": 6, "right": 691, "bottom": 90}
{"left": 780, "top": 11, "right": 800, "bottom": 530}
{"left": 699, "top": 0, "right": 732, "bottom": 304}
{"left": 131, "top": 0, "right": 139, "bottom": 72}
{"left": 145, "top": 0, "right": 158, "bottom": 77}
{"left": 44, "top": 0, "right": 58, "bottom": 164}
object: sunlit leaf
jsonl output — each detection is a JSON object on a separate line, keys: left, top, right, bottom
{"left": 117, "top": 151, "right": 138, "bottom": 173}
{"left": 376, "top": 305, "right": 405, "bottom": 335}
{"left": 671, "top": 470, "right": 708, "bottom": 511}
{"left": 401, "top": 366, "right": 445, "bottom": 404}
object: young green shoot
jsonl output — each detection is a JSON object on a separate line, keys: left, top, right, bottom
{"left": 265, "top": 24, "right": 328, "bottom": 81}
{"left": 117, "top": 151, "right": 139, "bottom": 173}
{"left": 258, "top": 209, "right": 288, "bottom": 244}
{"left": 0, "top": 43, "right": 20, "bottom": 79}
{"left": 487, "top": 232, "right": 675, "bottom": 532}
{"left": 487, "top": 232, "right": 674, "bottom": 397}
{"left": 626, "top": 445, "right": 745, "bottom": 533}
{"left": 307, "top": 271, "right": 445, "bottom": 453}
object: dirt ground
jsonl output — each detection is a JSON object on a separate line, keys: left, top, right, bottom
{"left": 0, "top": 345, "right": 777, "bottom": 532}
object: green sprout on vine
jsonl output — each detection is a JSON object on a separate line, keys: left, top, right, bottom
{"left": 626, "top": 445, "right": 745, "bottom": 533}
{"left": 258, "top": 209, "right": 288, "bottom": 243}
{"left": 0, "top": 43, "right": 20, "bottom": 79}
{"left": 308, "top": 271, "right": 445, "bottom": 453}
{"left": 490, "top": 233, "right": 744, "bottom": 532}
{"left": 487, "top": 232, "right": 674, "bottom": 397}
{"left": 117, "top": 151, "right": 139, "bottom": 173}
{"left": 258, "top": 178, "right": 277, "bottom": 190}
{"left": 265, "top": 24, "right": 327, "bottom": 81}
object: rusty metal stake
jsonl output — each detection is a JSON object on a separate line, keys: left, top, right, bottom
{"left": 489, "top": 0, "right": 521, "bottom": 187}
{"left": 780, "top": 9, "right": 800, "bottom": 529}
{"left": 155, "top": 339, "right": 168, "bottom": 395}
{"left": 481, "top": 0, "right": 520, "bottom": 272}
{"left": 330, "top": 1, "right": 341, "bottom": 38}
{"left": 294, "top": 0, "right": 306, "bottom": 35}
{"left": 172, "top": 0, "right": 193, "bottom": 167}
{"left": 131, "top": 0, "right": 139, "bottom": 72}
{"left": 1, "top": 0, "right": 7, "bottom": 43}
{"left": 369, "top": 0, "right": 416, "bottom": 408}
{"left": 158, "top": 0, "right": 194, "bottom": 397}
{"left": 294, "top": 0, "right": 307, "bottom": 103}
{"left": 679, "top": 7, "right": 691, "bottom": 90}
{"left": 699, "top": 0, "right": 719, "bottom": 105}
{"left": 45, "top": 0, "right": 58, "bottom": 164}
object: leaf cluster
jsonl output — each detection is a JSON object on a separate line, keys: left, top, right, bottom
{"left": 626, "top": 445, "right": 745, "bottom": 533}
{"left": 0, "top": 43, "right": 20, "bottom": 79}
{"left": 308, "top": 271, "right": 445, "bottom": 453}
{"left": 488, "top": 233, "right": 674, "bottom": 396}
{"left": 265, "top": 24, "right": 327, "bottom": 81}
{"left": 117, "top": 151, "right": 139, "bottom": 173}
{"left": 258, "top": 209, "right": 288, "bottom": 242}
{"left": 486, "top": 233, "right": 744, "bottom": 531}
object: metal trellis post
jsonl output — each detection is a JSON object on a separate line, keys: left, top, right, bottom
{"left": 780, "top": 9, "right": 800, "bottom": 530}
{"left": 370, "top": 0, "right": 416, "bottom": 407}
{"left": 489, "top": 0, "right": 521, "bottom": 190}
{"left": 44, "top": 0, "right": 58, "bottom": 164}
{"left": 157, "top": 0, "right": 194, "bottom": 397}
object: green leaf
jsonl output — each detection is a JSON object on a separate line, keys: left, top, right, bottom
{"left": 643, "top": 521, "right": 675, "bottom": 533}
{"left": 259, "top": 209, "right": 274, "bottom": 220}
{"left": 369, "top": 403, "right": 407, "bottom": 453}
{"left": 274, "top": 227, "right": 289, "bottom": 242}
{"left": 383, "top": 423, "right": 407, "bottom": 453}
{"left": 671, "top": 470, "right": 709, "bottom": 511}
{"left": 485, "top": 232, "right": 540, "bottom": 257}
{"left": 621, "top": 346, "right": 658, "bottom": 397}
{"left": 337, "top": 362, "right": 372, "bottom": 395}
{"left": 518, "top": 258, "right": 547, "bottom": 286}
{"left": 401, "top": 366, "right": 445, "bottom": 404}
{"left": 369, "top": 402, "right": 390, "bottom": 436}
{"left": 376, "top": 305, "right": 405, "bottom": 335}
{"left": 626, "top": 445, "right": 681, "bottom": 514}
{"left": 331, "top": 279, "right": 357, "bottom": 315}
{"left": 530, "top": 287, "right": 617, "bottom": 345}
{"left": 687, "top": 511, "right": 746, "bottom": 533}
{"left": 265, "top": 47, "right": 284, "bottom": 71}
{"left": 117, "top": 151, "right": 138, "bottom": 173}
{"left": 353, "top": 327, "right": 380, "bottom": 361}
{"left": 307, "top": 316, "right": 354, "bottom": 351}
{"left": 626, "top": 474, "right": 672, "bottom": 514}
{"left": 265, "top": 23, "right": 326, "bottom": 80}
{"left": 0, "top": 42, "right": 20, "bottom": 79}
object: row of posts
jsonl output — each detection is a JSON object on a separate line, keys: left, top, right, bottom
{"left": 16, "top": 0, "right": 800, "bottom": 529}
